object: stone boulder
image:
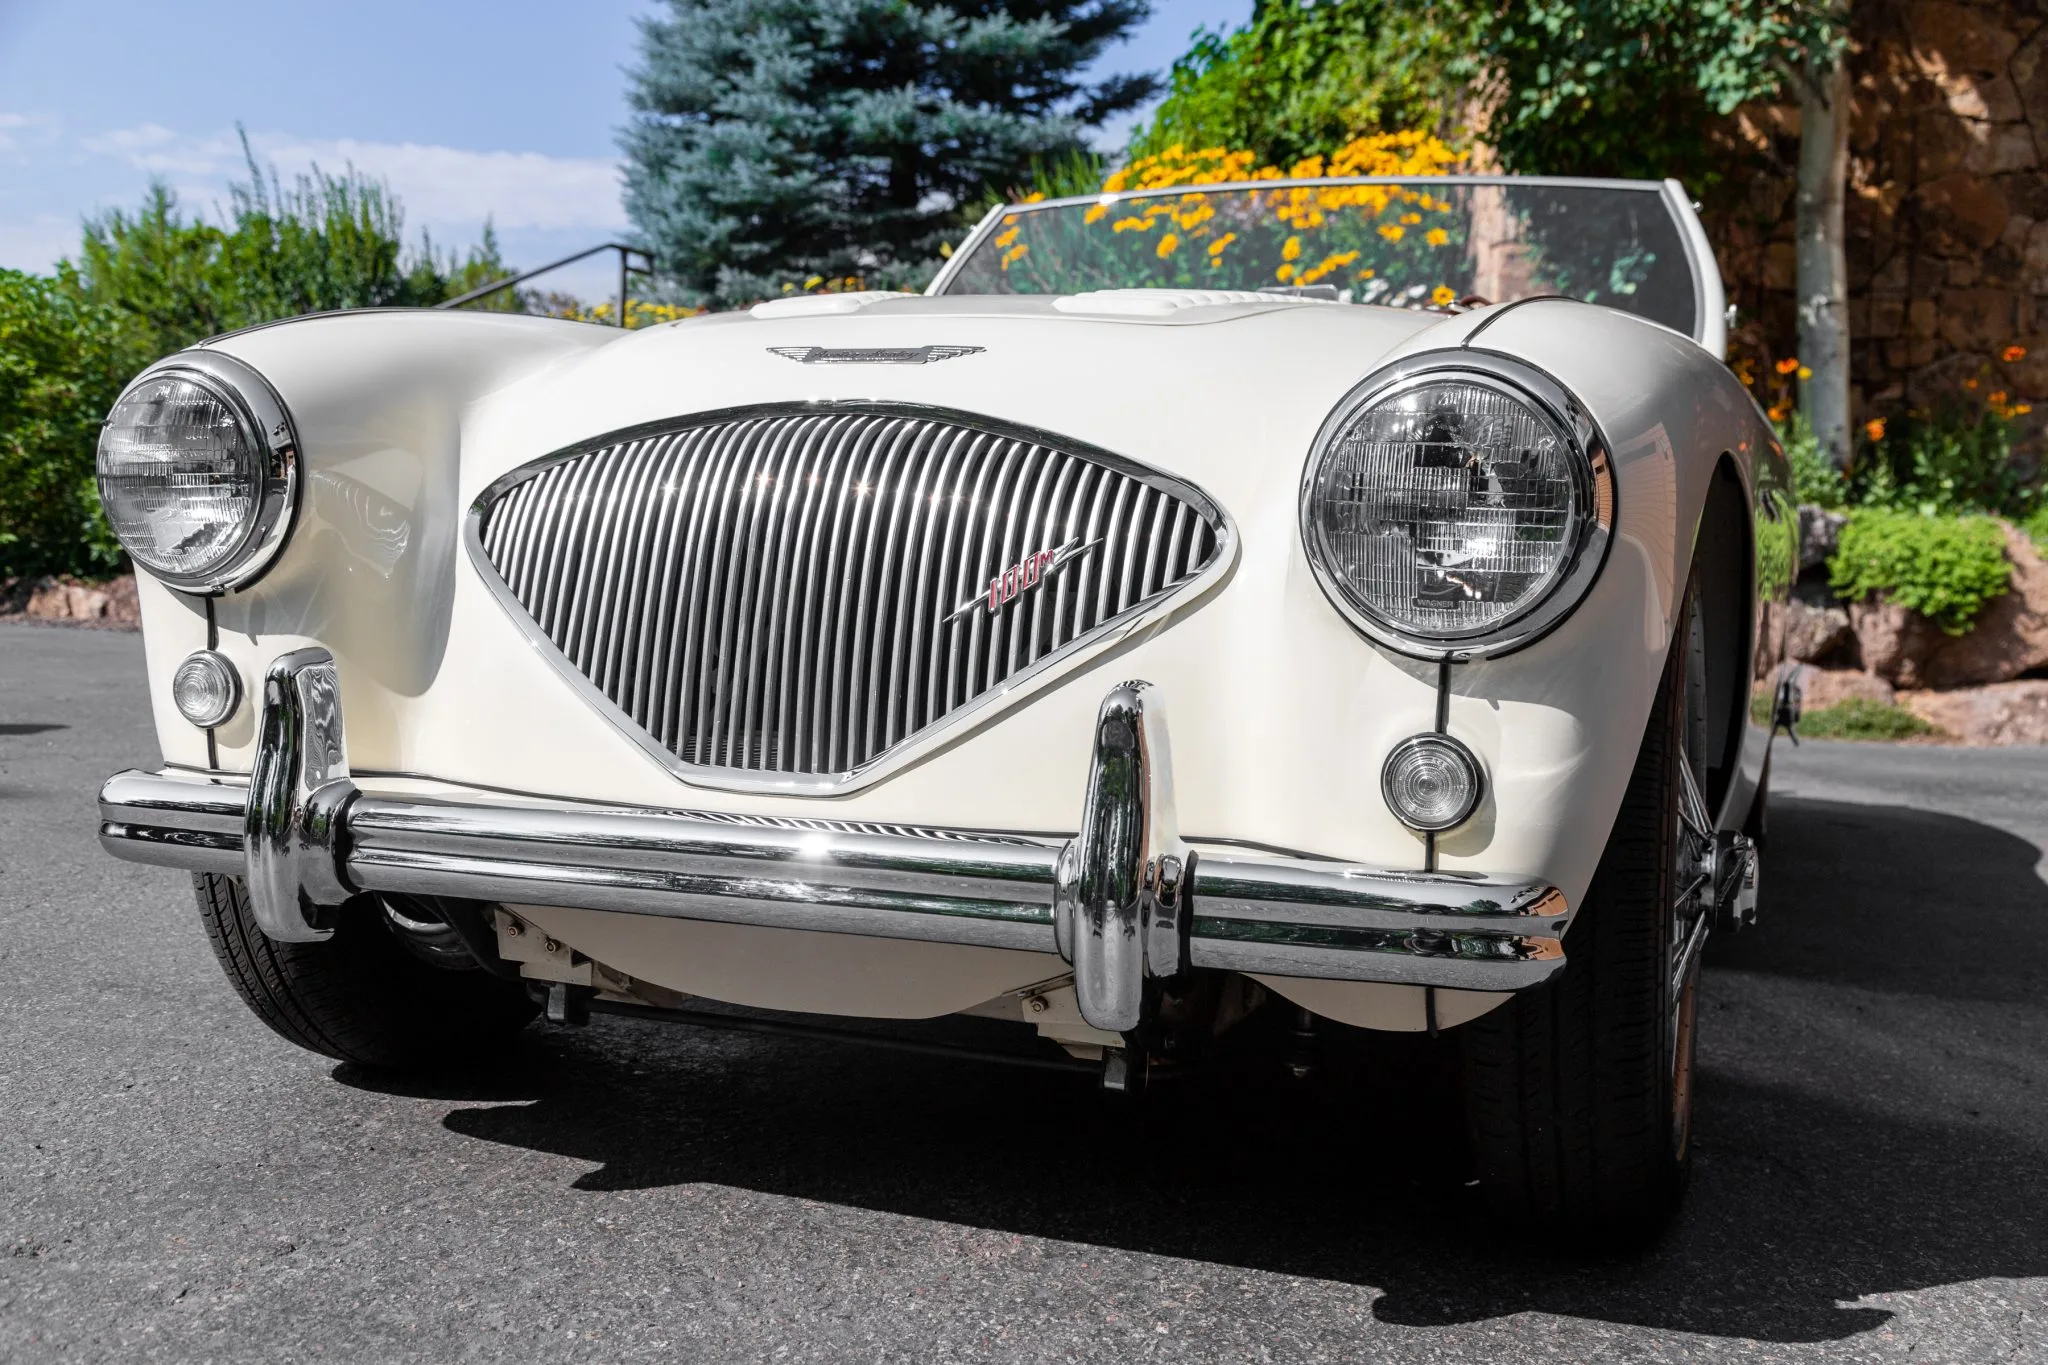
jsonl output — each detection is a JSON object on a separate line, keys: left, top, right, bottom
{"left": 1797, "top": 505, "right": 1848, "bottom": 572}
{"left": 1847, "top": 599, "right": 1947, "bottom": 686}
{"left": 1783, "top": 601, "right": 1854, "bottom": 663}
{"left": 1794, "top": 665, "right": 1897, "bottom": 710}
{"left": 1846, "top": 522, "right": 2048, "bottom": 687}
{"left": 1900, "top": 681, "right": 2048, "bottom": 746}
{"left": 1917, "top": 523, "right": 2048, "bottom": 688}
{"left": 0, "top": 575, "right": 141, "bottom": 627}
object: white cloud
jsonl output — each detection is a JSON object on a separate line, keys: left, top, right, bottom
{"left": 0, "top": 111, "right": 60, "bottom": 153}
{"left": 77, "top": 123, "right": 625, "bottom": 235}
{"left": 257, "top": 136, "right": 626, "bottom": 233}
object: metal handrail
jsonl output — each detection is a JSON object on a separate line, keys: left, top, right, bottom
{"left": 435, "top": 242, "right": 654, "bottom": 326}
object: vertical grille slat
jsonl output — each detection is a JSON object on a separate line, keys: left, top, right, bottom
{"left": 474, "top": 407, "right": 1226, "bottom": 784}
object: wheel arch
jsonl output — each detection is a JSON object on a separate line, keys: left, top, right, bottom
{"left": 1691, "top": 451, "right": 1754, "bottom": 821}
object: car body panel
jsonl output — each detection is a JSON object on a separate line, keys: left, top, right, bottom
{"left": 124, "top": 278, "right": 1781, "bottom": 1029}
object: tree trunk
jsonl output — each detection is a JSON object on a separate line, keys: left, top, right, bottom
{"left": 1797, "top": 51, "right": 1853, "bottom": 467}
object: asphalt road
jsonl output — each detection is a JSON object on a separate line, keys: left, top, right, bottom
{"left": 4, "top": 623, "right": 2046, "bottom": 1363}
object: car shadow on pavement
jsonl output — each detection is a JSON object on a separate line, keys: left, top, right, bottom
{"left": 341, "top": 794, "right": 2048, "bottom": 1344}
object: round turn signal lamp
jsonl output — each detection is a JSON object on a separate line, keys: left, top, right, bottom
{"left": 1381, "top": 734, "right": 1483, "bottom": 833}
{"left": 172, "top": 650, "right": 241, "bottom": 729}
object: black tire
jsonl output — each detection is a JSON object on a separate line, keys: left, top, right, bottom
{"left": 1458, "top": 582, "right": 1706, "bottom": 1246}
{"left": 194, "top": 873, "right": 537, "bottom": 1069}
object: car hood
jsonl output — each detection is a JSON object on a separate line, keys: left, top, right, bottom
{"left": 440, "top": 290, "right": 1477, "bottom": 524}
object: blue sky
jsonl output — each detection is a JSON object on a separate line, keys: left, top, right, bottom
{"left": 0, "top": 0, "right": 1250, "bottom": 300}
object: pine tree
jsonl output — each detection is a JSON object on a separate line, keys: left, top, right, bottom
{"left": 621, "top": 0, "right": 1157, "bottom": 305}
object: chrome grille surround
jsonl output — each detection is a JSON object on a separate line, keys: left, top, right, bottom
{"left": 467, "top": 403, "right": 1236, "bottom": 794}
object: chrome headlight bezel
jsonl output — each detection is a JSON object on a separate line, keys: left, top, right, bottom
{"left": 96, "top": 350, "right": 299, "bottom": 595}
{"left": 1298, "top": 350, "right": 1615, "bottom": 661}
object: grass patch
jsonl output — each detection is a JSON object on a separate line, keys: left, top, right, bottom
{"left": 1796, "top": 697, "right": 1941, "bottom": 741}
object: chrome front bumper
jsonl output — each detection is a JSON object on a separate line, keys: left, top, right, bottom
{"left": 100, "top": 649, "right": 1570, "bottom": 1031}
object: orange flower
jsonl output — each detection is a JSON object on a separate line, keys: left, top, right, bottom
{"left": 2003, "top": 345, "right": 2027, "bottom": 363}
{"left": 1774, "top": 357, "right": 1801, "bottom": 375}
{"left": 1865, "top": 418, "right": 1886, "bottom": 442}
{"left": 1965, "top": 378, "right": 1979, "bottom": 390}
{"left": 1990, "top": 390, "right": 2009, "bottom": 405}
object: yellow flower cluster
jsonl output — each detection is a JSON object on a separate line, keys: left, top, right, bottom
{"left": 557, "top": 299, "right": 703, "bottom": 329}
{"left": 1002, "top": 129, "right": 1462, "bottom": 292}
{"left": 780, "top": 274, "right": 868, "bottom": 294}
{"left": 1098, "top": 129, "right": 1459, "bottom": 197}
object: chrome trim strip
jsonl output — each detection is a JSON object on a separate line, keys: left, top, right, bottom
{"left": 1297, "top": 350, "right": 1616, "bottom": 663}
{"left": 464, "top": 402, "right": 1238, "bottom": 795}
{"left": 98, "top": 665, "right": 1569, "bottom": 1005}
{"left": 102, "top": 759, "right": 1568, "bottom": 994}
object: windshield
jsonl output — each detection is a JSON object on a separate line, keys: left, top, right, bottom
{"left": 937, "top": 177, "right": 1704, "bottom": 342}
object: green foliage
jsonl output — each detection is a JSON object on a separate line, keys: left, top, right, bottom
{"left": 1467, "top": 1, "right": 1848, "bottom": 181}
{"left": 1125, "top": 1, "right": 1847, "bottom": 192}
{"left": 2023, "top": 504, "right": 2048, "bottom": 552}
{"left": 71, "top": 133, "right": 511, "bottom": 368}
{"left": 1795, "top": 696, "right": 1939, "bottom": 742}
{"left": 620, "top": 0, "right": 1158, "bottom": 308}
{"left": 1130, "top": 0, "right": 1468, "bottom": 167}
{"left": 0, "top": 271, "right": 129, "bottom": 577}
{"left": 1828, "top": 509, "right": 2013, "bottom": 635}
{"left": 1779, "top": 411, "right": 1847, "bottom": 508}
{"left": 1, "top": 142, "right": 509, "bottom": 579}
{"left": 1848, "top": 404, "right": 2037, "bottom": 521}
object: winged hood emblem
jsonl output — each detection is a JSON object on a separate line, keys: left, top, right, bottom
{"left": 943, "top": 538, "right": 1103, "bottom": 624}
{"left": 768, "top": 345, "right": 984, "bottom": 365}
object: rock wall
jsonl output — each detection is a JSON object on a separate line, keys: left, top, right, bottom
{"left": 1712, "top": 0, "right": 2048, "bottom": 433}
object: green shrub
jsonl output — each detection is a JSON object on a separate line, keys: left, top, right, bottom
{"left": 73, "top": 138, "right": 513, "bottom": 367}
{"left": 1796, "top": 697, "right": 1940, "bottom": 742}
{"left": 1129, "top": 0, "right": 1461, "bottom": 167}
{"left": 1828, "top": 508, "right": 2013, "bottom": 635}
{"left": 1850, "top": 403, "right": 2037, "bottom": 520}
{"left": 1778, "top": 411, "right": 1847, "bottom": 508}
{"left": 0, "top": 270, "right": 128, "bottom": 578}
{"left": 0, "top": 140, "right": 514, "bottom": 580}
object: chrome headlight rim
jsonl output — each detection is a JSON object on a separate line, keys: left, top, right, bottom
{"left": 1298, "top": 349, "right": 1616, "bottom": 662}
{"left": 97, "top": 349, "right": 300, "bottom": 595}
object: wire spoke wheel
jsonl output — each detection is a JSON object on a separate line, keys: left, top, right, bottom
{"left": 1667, "top": 589, "right": 1713, "bottom": 1166}
{"left": 1460, "top": 572, "right": 1716, "bottom": 1244}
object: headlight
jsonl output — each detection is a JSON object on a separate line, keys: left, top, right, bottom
{"left": 1300, "top": 353, "right": 1613, "bottom": 659}
{"left": 96, "top": 352, "right": 297, "bottom": 593}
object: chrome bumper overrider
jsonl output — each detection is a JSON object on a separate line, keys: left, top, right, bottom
{"left": 100, "top": 649, "right": 1570, "bottom": 1031}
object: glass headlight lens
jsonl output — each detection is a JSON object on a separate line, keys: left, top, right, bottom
{"left": 1302, "top": 365, "right": 1608, "bottom": 654}
{"left": 96, "top": 359, "right": 296, "bottom": 591}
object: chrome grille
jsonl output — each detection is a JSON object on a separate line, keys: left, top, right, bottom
{"left": 473, "top": 406, "right": 1227, "bottom": 787}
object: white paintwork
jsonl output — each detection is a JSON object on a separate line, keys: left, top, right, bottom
{"left": 507, "top": 904, "right": 1064, "bottom": 1018}
{"left": 750, "top": 291, "right": 912, "bottom": 318}
{"left": 129, "top": 266, "right": 1775, "bottom": 1031}
{"left": 1051, "top": 289, "right": 1325, "bottom": 316}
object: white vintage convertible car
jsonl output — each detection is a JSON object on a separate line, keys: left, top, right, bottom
{"left": 96, "top": 174, "right": 1789, "bottom": 1241}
